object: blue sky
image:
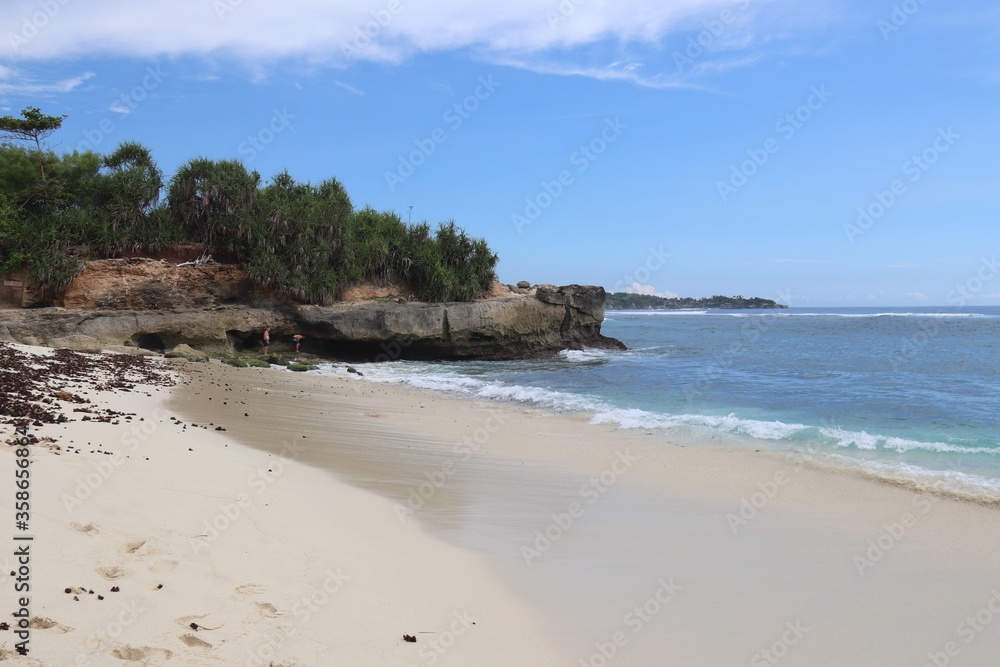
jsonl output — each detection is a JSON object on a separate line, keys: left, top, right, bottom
{"left": 1, "top": 0, "right": 998, "bottom": 306}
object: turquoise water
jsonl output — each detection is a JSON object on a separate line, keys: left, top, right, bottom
{"left": 324, "top": 307, "right": 1000, "bottom": 502}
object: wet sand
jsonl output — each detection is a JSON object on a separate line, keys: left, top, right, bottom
{"left": 171, "top": 362, "right": 1000, "bottom": 666}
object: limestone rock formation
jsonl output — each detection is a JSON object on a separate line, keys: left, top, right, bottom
{"left": 0, "top": 259, "right": 625, "bottom": 361}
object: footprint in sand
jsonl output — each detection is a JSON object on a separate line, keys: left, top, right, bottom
{"left": 71, "top": 522, "right": 100, "bottom": 535}
{"left": 111, "top": 645, "right": 174, "bottom": 664}
{"left": 29, "top": 617, "right": 73, "bottom": 633}
{"left": 96, "top": 565, "right": 130, "bottom": 580}
{"left": 148, "top": 558, "right": 179, "bottom": 573}
{"left": 175, "top": 614, "right": 208, "bottom": 627}
{"left": 231, "top": 583, "right": 267, "bottom": 600}
{"left": 179, "top": 634, "right": 213, "bottom": 649}
{"left": 123, "top": 539, "right": 153, "bottom": 555}
{"left": 256, "top": 602, "right": 282, "bottom": 618}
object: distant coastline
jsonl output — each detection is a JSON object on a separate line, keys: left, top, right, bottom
{"left": 604, "top": 292, "right": 787, "bottom": 310}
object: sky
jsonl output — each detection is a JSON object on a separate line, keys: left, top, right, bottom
{"left": 1, "top": 0, "right": 998, "bottom": 306}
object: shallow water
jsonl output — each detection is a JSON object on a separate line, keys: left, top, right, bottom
{"left": 330, "top": 306, "right": 1000, "bottom": 503}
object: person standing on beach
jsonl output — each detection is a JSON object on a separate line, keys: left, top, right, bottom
{"left": 293, "top": 334, "right": 304, "bottom": 354}
{"left": 263, "top": 328, "right": 271, "bottom": 354}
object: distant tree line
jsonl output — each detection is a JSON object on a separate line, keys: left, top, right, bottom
{"left": 0, "top": 107, "right": 498, "bottom": 305}
{"left": 605, "top": 293, "right": 786, "bottom": 310}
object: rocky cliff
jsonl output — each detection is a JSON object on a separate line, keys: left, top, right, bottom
{"left": 0, "top": 258, "right": 625, "bottom": 360}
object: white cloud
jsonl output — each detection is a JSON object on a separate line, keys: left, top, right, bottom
{"left": 0, "top": 71, "right": 94, "bottom": 96}
{"left": 627, "top": 282, "right": 678, "bottom": 299}
{"left": 764, "top": 258, "right": 835, "bottom": 264}
{"left": 906, "top": 292, "right": 929, "bottom": 301}
{"left": 0, "top": 0, "right": 801, "bottom": 86}
{"left": 333, "top": 80, "right": 364, "bottom": 96}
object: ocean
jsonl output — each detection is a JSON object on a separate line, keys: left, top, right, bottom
{"left": 319, "top": 306, "right": 1000, "bottom": 504}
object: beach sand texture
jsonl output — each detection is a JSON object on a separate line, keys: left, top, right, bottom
{"left": 2, "top": 344, "right": 1000, "bottom": 665}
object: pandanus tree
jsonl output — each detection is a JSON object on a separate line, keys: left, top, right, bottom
{"left": 168, "top": 158, "right": 260, "bottom": 255}
{"left": 98, "top": 142, "right": 163, "bottom": 252}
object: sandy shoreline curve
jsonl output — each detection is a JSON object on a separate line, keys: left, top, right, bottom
{"left": 3, "top": 344, "right": 1000, "bottom": 665}
{"left": 0, "top": 344, "right": 569, "bottom": 665}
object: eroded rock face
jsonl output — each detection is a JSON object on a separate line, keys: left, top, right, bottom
{"left": 56, "top": 258, "right": 263, "bottom": 310}
{"left": 0, "top": 259, "right": 625, "bottom": 360}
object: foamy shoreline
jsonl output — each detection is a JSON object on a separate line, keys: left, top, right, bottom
{"left": 334, "top": 358, "right": 1000, "bottom": 507}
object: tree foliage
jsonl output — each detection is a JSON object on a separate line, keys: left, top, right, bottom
{"left": 0, "top": 109, "right": 498, "bottom": 305}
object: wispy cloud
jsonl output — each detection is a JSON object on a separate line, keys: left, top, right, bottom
{"left": 764, "top": 258, "right": 836, "bottom": 264}
{"left": 334, "top": 80, "right": 364, "bottom": 96}
{"left": 906, "top": 292, "right": 929, "bottom": 301}
{"left": 0, "top": 71, "right": 94, "bottom": 96}
{"left": 0, "top": 0, "right": 807, "bottom": 87}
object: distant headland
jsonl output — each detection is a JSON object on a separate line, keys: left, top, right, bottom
{"left": 605, "top": 293, "right": 787, "bottom": 310}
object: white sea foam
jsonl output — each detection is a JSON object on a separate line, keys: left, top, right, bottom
{"left": 557, "top": 349, "right": 610, "bottom": 363}
{"left": 322, "top": 359, "right": 999, "bottom": 500}
{"left": 822, "top": 454, "right": 1000, "bottom": 504}
{"left": 819, "top": 427, "right": 999, "bottom": 456}
{"left": 615, "top": 310, "right": 708, "bottom": 315}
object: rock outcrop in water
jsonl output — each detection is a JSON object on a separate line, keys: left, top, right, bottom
{"left": 0, "top": 258, "right": 625, "bottom": 360}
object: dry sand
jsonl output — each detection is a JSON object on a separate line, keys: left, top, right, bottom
{"left": 3, "top": 346, "right": 1000, "bottom": 665}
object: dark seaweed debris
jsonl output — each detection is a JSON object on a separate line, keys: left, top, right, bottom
{"left": 0, "top": 343, "right": 176, "bottom": 427}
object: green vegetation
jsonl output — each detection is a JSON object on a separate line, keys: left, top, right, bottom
{"left": 0, "top": 108, "right": 498, "bottom": 305}
{"left": 605, "top": 293, "right": 786, "bottom": 310}
{"left": 287, "top": 363, "right": 316, "bottom": 372}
